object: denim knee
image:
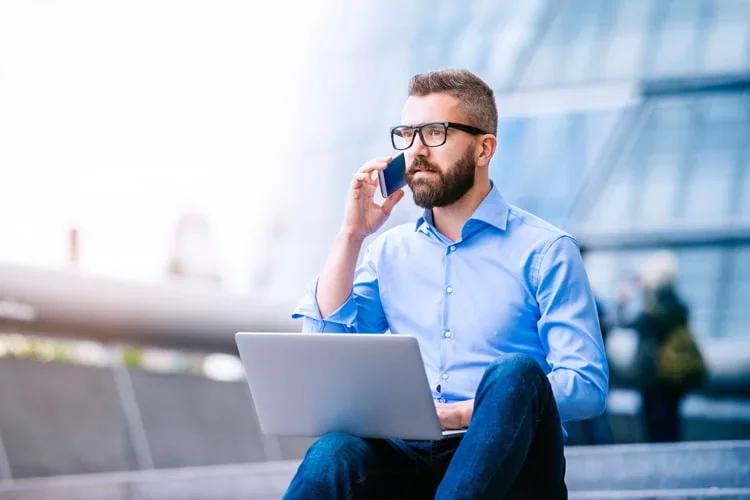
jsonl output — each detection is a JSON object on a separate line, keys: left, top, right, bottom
{"left": 481, "top": 353, "right": 547, "bottom": 390}
{"left": 303, "top": 432, "right": 368, "bottom": 467}
{"left": 285, "top": 433, "right": 368, "bottom": 499}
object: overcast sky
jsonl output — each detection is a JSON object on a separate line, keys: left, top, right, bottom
{"left": 0, "top": 0, "right": 328, "bottom": 291}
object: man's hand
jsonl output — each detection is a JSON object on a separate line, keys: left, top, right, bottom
{"left": 435, "top": 399, "right": 474, "bottom": 430}
{"left": 340, "top": 157, "right": 405, "bottom": 242}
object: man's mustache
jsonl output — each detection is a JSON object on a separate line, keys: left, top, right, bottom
{"left": 408, "top": 157, "right": 440, "bottom": 175}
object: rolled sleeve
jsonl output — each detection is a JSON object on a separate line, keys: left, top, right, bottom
{"left": 535, "top": 236, "right": 610, "bottom": 422}
{"left": 291, "top": 244, "right": 389, "bottom": 334}
{"left": 291, "top": 277, "right": 358, "bottom": 333}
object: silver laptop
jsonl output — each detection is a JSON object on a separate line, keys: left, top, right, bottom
{"left": 235, "top": 332, "right": 467, "bottom": 441}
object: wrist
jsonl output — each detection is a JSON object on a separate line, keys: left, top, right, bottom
{"left": 460, "top": 401, "right": 474, "bottom": 428}
{"left": 337, "top": 226, "right": 366, "bottom": 244}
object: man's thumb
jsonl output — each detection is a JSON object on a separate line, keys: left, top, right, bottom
{"left": 382, "top": 189, "right": 405, "bottom": 215}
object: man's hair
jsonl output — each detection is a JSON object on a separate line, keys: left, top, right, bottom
{"left": 408, "top": 69, "right": 498, "bottom": 136}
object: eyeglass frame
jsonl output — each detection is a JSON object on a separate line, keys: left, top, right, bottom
{"left": 389, "top": 121, "right": 490, "bottom": 150}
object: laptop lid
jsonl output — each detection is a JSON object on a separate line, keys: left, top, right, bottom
{"left": 235, "top": 332, "right": 446, "bottom": 441}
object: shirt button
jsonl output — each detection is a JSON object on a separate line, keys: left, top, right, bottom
{"left": 446, "top": 286, "right": 453, "bottom": 294}
{"left": 441, "top": 373, "right": 449, "bottom": 380}
{"left": 444, "top": 330, "right": 452, "bottom": 338}
{"left": 449, "top": 245, "right": 456, "bottom": 252}
{"left": 439, "top": 398, "right": 446, "bottom": 403}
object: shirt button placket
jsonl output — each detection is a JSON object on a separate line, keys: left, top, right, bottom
{"left": 441, "top": 243, "right": 455, "bottom": 405}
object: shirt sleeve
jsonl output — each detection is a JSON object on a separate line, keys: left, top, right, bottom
{"left": 291, "top": 244, "right": 390, "bottom": 334}
{"left": 535, "top": 235, "right": 610, "bottom": 422}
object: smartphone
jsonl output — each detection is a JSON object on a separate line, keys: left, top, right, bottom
{"left": 378, "top": 153, "right": 407, "bottom": 198}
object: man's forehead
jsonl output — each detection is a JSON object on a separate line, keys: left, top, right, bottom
{"left": 401, "top": 93, "right": 464, "bottom": 125}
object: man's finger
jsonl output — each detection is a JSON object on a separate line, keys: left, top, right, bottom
{"left": 350, "top": 172, "right": 368, "bottom": 189}
{"left": 381, "top": 189, "right": 405, "bottom": 216}
{"left": 357, "top": 161, "right": 389, "bottom": 175}
{"left": 351, "top": 170, "right": 380, "bottom": 189}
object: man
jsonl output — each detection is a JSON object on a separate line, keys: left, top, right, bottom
{"left": 288, "top": 69, "right": 609, "bottom": 499}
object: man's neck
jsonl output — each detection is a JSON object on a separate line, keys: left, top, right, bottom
{"left": 431, "top": 179, "right": 492, "bottom": 242}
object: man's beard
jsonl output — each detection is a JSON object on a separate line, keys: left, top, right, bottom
{"left": 406, "top": 148, "right": 476, "bottom": 209}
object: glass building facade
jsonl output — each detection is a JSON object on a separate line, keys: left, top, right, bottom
{"left": 277, "top": 0, "right": 750, "bottom": 341}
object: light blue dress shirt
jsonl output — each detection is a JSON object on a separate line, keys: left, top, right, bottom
{"left": 292, "top": 184, "right": 609, "bottom": 424}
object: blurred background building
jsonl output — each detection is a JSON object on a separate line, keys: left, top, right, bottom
{"left": 0, "top": 0, "right": 749, "bottom": 497}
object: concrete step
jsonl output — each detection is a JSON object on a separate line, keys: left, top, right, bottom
{"left": 0, "top": 441, "right": 747, "bottom": 499}
{"left": 0, "top": 462, "right": 298, "bottom": 500}
{"left": 570, "top": 488, "right": 750, "bottom": 499}
{"left": 565, "top": 440, "right": 750, "bottom": 491}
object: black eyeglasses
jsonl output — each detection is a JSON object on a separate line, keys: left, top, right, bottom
{"left": 390, "top": 121, "right": 489, "bottom": 150}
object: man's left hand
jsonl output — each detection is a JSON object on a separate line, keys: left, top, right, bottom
{"left": 435, "top": 399, "right": 474, "bottom": 430}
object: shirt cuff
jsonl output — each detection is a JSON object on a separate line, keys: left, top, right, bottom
{"left": 290, "top": 277, "right": 359, "bottom": 328}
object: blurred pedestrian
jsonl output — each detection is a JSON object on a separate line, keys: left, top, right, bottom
{"left": 626, "top": 251, "right": 706, "bottom": 443}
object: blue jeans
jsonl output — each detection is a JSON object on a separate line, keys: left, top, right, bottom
{"left": 283, "top": 353, "right": 567, "bottom": 499}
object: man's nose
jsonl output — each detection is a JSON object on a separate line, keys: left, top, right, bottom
{"left": 409, "top": 132, "right": 429, "bottom": 156}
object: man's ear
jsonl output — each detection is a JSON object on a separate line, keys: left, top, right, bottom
{"left": 476, "top": 134, "right": 497, "bottom": 168}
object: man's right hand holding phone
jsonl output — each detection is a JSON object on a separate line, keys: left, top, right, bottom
{"left": 316, "top": 157, "right": 406, "bottom": 318}
{"left": 340, "top": 156, "right": 405, "bottom": 243}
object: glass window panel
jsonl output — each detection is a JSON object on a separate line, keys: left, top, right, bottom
{"left": 722, "top": 248, "right": 750, "bottom": 338}
{"left": 601, "top": 32, "right": 647, "bottom": 81}
{"left": 683, "top": 151, "right": 736, "bottom": 221}
{"left": 729, "top": 247, "right": 750, "bottom": 276}
{"left": 557, "top": 34, "right": 599, "bottom": 85}
{"left": 517, "top": 7, "right": 568, "bottom": 88}
{"left": 492, "top": 119, "right": 527, "bottom": 202}
{"left": 675, "top": 249, "right": 722, "bottom": 333}
{"left": 650, "top": 27, "right": 702, "bottom": 78}
{"left": 646, "top": 0, "right": 704, "bottom": 78}
{"left": 724, "top": 302, "right": 750, "bottom": 320}
{"left": 651, "top": 97, "right": 695, "bottom": 128}
{"left": 558, "top": 0, "right": 605, "bottom": 40}
{"left": 699, "top": 124, "right": 746, "bottom": 152}
{"left": 518, "top": 45, "right": 559, "bottom": 88}
{"left": 522, "top": 116, "right": 566, "bottom": 187}
{"left": 555, "top": 2, "right": 605, "bottom": 85}
{"left": 723, "top": 317, "right": 750, "bottom": 338}
{"left": 690, "top": 310, "right": 714, "bottom": 337}
{"left": 469, "top": 0, "right": 497, "bottom": 19}
{"left": 699, "top": 94, "right": 748, "bottom": 124}
{"left": 679, "top": 283, "right": 719, "bottom": 308}
{"left": 724, "top": 307, "right": 750, "bottom": 323}
{"left": 585, "top": 164, "right": 638, "bottom": 231}
{"left": 702, "top": 23, "right": 750, "bottom": 74}
{"left": 637, "top": 156, "right": 681, "bottom": 227}
{"left": 556, "top": 1, "right": 606, "bottom": 84}
{"left": 600, "top": 0, "right": 652, "bottom": 80}
{"left": 517, "top": 1, "right": 603, "bottom": 88}
{"left": 704, "top": 0, "right": 750, "bottom": 74}
{"left": 648, "top": 126, "right": 692, "bottom": 156}
{"left": 452, "top": 29, "right": 483, "bottom": 68}
{"left": 580, "top": 94, "right": 750, "bottom": 233}
{"left": 583, "top": 251, "right": 622, "bottom": 298}
{"left": 739, "top": 156, "right": 750, "bottom": 218}
{"left": 488, "top": 1, "right": 544, "bottom": 89}
{"left": 582, "top": 110, "right": 621, "bottom": 172}
{"left": 724, "top": 307, "right": 750, "bottom": 322}
{"left": 723, "top": 313, "right": 750, "bottom": 338}
{"left": 713, "top": 0, "right": 750, "bottom": 19}
{"left": 677, "top": 247, "right": 723, "bottom": 281}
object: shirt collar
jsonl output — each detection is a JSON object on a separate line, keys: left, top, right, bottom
{"left": 414, "top": 181, "right": 510, "bottom": 233}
